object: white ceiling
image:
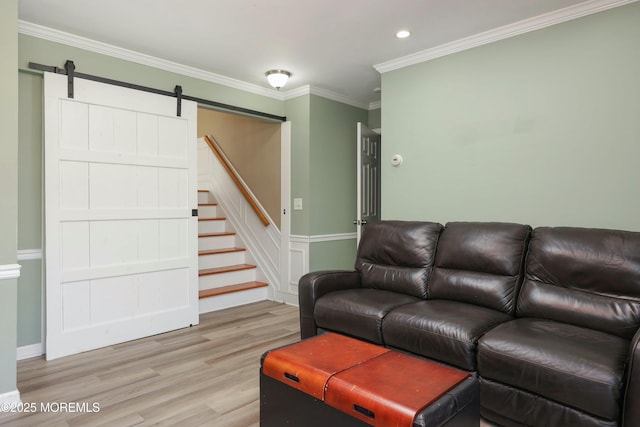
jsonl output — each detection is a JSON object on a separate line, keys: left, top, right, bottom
{"left": 19, "top": 0, "right": 601, "bottom": 106}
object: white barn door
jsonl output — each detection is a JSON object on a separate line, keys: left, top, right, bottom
{"left": 44, "top": 73, "right": 199, "bottom": 360}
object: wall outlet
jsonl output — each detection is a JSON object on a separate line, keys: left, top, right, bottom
{"left": 293, "top": 198, "right": 303, "bottom": 210}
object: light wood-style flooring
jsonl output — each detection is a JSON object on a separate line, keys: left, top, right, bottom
{"left": 2, "top": 300, "right": 494, "bottom": 427}
{"left": 1, "top": 301, "right": 300, "bottom": 427}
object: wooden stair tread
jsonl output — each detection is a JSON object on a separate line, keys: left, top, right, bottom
{"left": 198, "top": 203, "right": 218, "bottom": 206}
{"left": 197, "top": 189, "right": 208, "bottom": 193}
{"left": 199, "top": 247, "right": 246, "bottom": 256}
{"left": 199, "top": 264, "right": 256, "bottom": 276}
{"left": 198, "top": 217, "right": 226, "bottom": 221}
{"left": 199, "top": 232, "right": 235, "bottom": 238}
{"left": 198, "top": 282, "right": 268, "bottom": 299}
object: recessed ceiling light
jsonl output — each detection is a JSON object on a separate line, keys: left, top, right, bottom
{"left": 396, "top": 30, "right": 411, "bottom": 39}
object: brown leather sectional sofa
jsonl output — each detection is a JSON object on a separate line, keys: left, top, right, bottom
{"left": 298, "top": 221, "right": 640, "bottom": 427}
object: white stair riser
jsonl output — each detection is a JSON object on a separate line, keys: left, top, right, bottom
{"left": 198, "top": 251, "right": 246, "bottom": 269}
{"left": 196, "top": 187, "right": 268, "bottom": 311}
{"left": 198, "top": 192, "right": 210, "bottom": 204}
{"left": 198, "top": 234, "right": 236, "bottom": 251}
{"left": 198, "top": 205, "right": 218, "bottom": 218}
{"left": 198, "top": 269, "right": 256, "bottom": 290}
{"left": 198, "top": 219, "right": 227, "bottom": 234}
{"left": 199, "top": 286, "right": 269, "bottom": 314}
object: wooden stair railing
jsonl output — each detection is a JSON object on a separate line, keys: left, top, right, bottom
{"left": 203, "top": 135, "right": 270, "bottom": 227}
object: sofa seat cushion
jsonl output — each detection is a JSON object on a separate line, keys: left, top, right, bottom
{"left": 480, "top": 378, "right": 619, "bottom": 427}
{"left": 478, "top": 318, "right": 629, "bottom": 421}
{"left": 382, "top": 300, "right": 512, "bottom": 371}
{"left": 314, "top": 289, "right": 419, "bottom": 344}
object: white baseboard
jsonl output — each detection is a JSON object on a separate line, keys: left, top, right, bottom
{"left": 17, "top": 343, "right": 44, "bottom": 361}
{"left": 275, "top": 291, "right": 299, "bottom": 307}
{"left": 0, "top": 389, "right": 21, "bottom": 405}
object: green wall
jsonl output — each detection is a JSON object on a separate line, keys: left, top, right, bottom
{"left": 285, "top": 95, "right": 311, "bottom": 236}
{"left": 368, "top": 107, "right": 381, "bottom": 130}
{"left": 17, "top": 71, "right": 44, "bottom": 348}
{"left": 18, "top": 72, "right": 43, "bottom": 251}
{"left": 381, "top": 3, "right": 640, "bottom": 230}
{"left": 0, "top": 0, "right": 19, "bottom": 395}
{"left": 308, "top": 95, "right": 368, "bottom": 270}
{"left": 309, "top": 95, "right": 368, "bottom": 235}
{"left": 285, "top": 94, "right": 368, "bottom": 270}
{"left": 309, "top": 239, "right": 358, "bottom": 271}
{"left": 17, "top": 260, "right": 41, "bottom": 347}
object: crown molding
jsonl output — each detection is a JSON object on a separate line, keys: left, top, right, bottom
{"left": 18, "top": 20, "right": 376, "bottom": 109}
{"left": 18, "top": 20, "right": 285, "bottom": 100}
{"left": 282, "top": 85, "right": 312, "bottom": 100}
{"left": 309, "top": 86, "right": 369, "bottom": 110}
{"left": 375, "top": 0, "right": 638, "bottom": 73}
{"left": 282, "top": 85, "right": 370, "bottom": 110}
{"left": 369, "top": 101, "right": 382, "bottom": 110}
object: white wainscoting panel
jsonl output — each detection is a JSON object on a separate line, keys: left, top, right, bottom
{"left": 289, "top": 235, "right": 310, "bottom": 297}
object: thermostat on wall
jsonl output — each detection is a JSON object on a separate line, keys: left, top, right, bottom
{"left": 391, "top": 154, "right": 403, "bottom": 167}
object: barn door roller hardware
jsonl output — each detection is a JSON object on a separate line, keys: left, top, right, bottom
{"left": 65, "top": 60, "right": 75, "bottom": 98}
{"left": 28, "top": 60, "right": 287, "bottom": 122}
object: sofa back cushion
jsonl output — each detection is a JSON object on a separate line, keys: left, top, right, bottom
{"left": 429, "top": 222, "right": 532, "bottom": 314}
{"left": 355, "top": 220, "right": 443, "bottom": 298}
{"left": 518, "top": 227, "right": 640, "bottom": 339}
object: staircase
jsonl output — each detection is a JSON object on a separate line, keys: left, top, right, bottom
{"left": 197, "top": 189, "right": 269, "bottom": 313}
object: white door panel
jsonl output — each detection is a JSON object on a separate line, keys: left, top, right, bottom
{"left": 45, "top": 72, "right": 198, "bottom": 360}
{"left": 280, "top": 122, "right": 292, "bottom": 295}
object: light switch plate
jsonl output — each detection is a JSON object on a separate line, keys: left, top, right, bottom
{"left": 293, "top": 198, "right": 303, "bottom": 210}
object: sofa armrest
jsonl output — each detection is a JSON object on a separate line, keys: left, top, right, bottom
{"left": 298, "top": 270, "right": 362, "bottom": 339}
{"left": 623, "top": 328, "right": 640, "bottom": 426}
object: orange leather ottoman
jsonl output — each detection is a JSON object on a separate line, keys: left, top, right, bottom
{"left": 260, "top": 333, "right": 479, "bottom": 427}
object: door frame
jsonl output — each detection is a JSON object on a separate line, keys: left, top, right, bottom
{"left": 280, "top": 121, "right": 292, "bottom": 298}
{"left": 356, "top": 122, "right": 382, "bottom": 244}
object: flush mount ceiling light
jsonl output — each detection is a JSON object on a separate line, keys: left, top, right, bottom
{"left": 396, "top": 30, "right": 411, "bottom": 39}
{"left": 265, "top": 69, "right": 291, "bottom": 90}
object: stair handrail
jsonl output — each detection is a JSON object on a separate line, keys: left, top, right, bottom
{"left": 203, "top": 134, "right": 270, "bottom": 227}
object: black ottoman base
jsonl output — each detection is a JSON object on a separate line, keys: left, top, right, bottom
{"left": 260, "top": 371, "right": 479, "bottom": 427}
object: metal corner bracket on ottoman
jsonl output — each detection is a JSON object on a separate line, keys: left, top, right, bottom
{"left": 260, "top": 333, "right": 479, "bottom": 427}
